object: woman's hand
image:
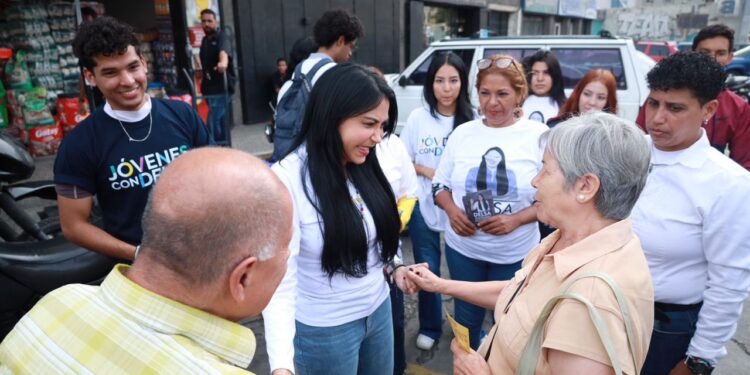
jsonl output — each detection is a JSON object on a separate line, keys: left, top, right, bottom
{"left": 451, "top": 339, "right": 491, "bottom": 375}
{"left": 406, "top": 264, "right": 443, "bottom": 293}
{"left": 447, "top": 206, "right": 477, "bottom": 236}
{"left": 394, "top": 265, "right": 421, "bottom": 294}
{"left": 478, "top": 214, "right": 521, "bottom": 235}
{"left": 414, "top": 164, "right": 436, "bottom": 180}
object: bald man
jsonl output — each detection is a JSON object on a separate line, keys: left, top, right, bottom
{"left": 0, "top": 148, "right": 292, "bottom": 374}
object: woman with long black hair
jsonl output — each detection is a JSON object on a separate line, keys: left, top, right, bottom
{"left": 521, "top": 50, "right": 566, "bottom": 124}
{"left": 400, "top": 52, "right": 476, "bottom": 351}
{"left": 263, "top": 64, "right": 418, "bottom": 375}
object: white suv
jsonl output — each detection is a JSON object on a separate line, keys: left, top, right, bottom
{"left": 385, "top": 36, "right": 655, "bottom": 133}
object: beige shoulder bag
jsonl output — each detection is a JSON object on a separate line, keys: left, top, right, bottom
{"left": 515, "top": 272, "right": 640, "bottom": 375}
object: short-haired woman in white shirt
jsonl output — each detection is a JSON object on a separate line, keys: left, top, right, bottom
{"left": 400, "top": 52, "right": 476, "bottom": 351}
{"left": 432, "top": 55, "right": 548, "bottom": 349}
{"left": 632, "top": 51, "right": 750, "bottom": 375}
{"left": 264, "top": 64, "right": 418, "bottom": 375}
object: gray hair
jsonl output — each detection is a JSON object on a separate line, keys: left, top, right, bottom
{"left": 542, "top": 111, "right": 650, "bottom": 221}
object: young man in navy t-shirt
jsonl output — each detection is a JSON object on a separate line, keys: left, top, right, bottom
{"left": 54, "top": 17, "right": 211, "bottom": 261}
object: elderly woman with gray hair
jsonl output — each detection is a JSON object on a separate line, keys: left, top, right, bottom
{"left": 408, "top": 111, "right": 655, "bottom": 375}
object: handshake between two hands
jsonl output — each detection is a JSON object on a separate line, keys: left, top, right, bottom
{"left": 392, "top": 263, "right": 442, "bottom": 295}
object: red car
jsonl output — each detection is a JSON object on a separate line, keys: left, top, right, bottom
{"left": 636, "top": 41, "right": 678, "bottom": 62}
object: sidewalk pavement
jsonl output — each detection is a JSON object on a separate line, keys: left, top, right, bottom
{"left": 30, "top": 122, "right": 750, "bottom": 374}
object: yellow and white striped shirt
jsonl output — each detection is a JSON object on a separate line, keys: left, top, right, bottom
{"left": 0, "top": 264, "right": 256, "bottom": 374}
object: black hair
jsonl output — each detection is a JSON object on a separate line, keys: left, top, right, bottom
{"left": 523, "top": 50, "right": 567, "bottom": 107}
{"left": 647, "top": 51, "right": 726, "bottom": 105}
{"left": 277, "top": 57, "right": 287, "bottom": 64}
{"left": 423, "top": 52, "right": 474, "bottom": 129}
{"left": 476, "top": 147, "right": 509, "bottom": 195}
{"left": 288, "top": 36, "right": 318, "bottom": 74}
{"left": 288, "top": 64, "right": 400, "bottom": 278}
{"left": 313, "top": 9, "right": 364, "bottom": 48}
{"left": 200, "top": 9, "right": 217, "bottom": 18}
{"left": 72, "top": 16, "right": 140, "bottom": 72}
{"left": 692, "top": 24, "right": 734, "bottom": 51}
{"left": 81, "top": 6, "right": 97, "bottom": 19}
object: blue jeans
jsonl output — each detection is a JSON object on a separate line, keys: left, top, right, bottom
{"left": 409, "top": 202, "right": 443, "bottom": 340}
{"left": 205, "top": 95, "right": 227, "bottom": 143}
{"left": 640, "top": 305, "right": 701, "bottom": 375}
{"left": 294, "top": 297, "right": 394, "bottom": 375}
{"left": 445, "top": 244, "right": 523, "bottom": 349}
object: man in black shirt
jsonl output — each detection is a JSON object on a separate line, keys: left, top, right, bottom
{"left": 199, "top": 8, "right": 234, "bottom": 143}
{"left": 271, "top": 57, "right": 288, "bottom": 104}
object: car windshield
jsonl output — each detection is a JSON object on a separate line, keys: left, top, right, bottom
{"left": 735, "top": 45, "right": 750, "bottom": 57}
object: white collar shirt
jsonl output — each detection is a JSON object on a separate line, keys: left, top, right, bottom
{"left": 631, "top": 131, "right": 750, "bottom": 364}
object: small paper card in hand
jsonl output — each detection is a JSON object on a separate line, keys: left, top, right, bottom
{"left": 445, "top": 307, "right": 471, "bottom": 352}
{"left": 462, "top": 189, "right": 496, "bottom": 225}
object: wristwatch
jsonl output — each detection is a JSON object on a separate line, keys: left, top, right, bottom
{"left": 684, "top": 356, "right": 714, "bottom": 375}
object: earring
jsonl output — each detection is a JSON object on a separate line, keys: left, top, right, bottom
{"left": 513, "top": 106, "right": 523, "bottom": 119}
{"left": 702, "top": 118, "right": 709, "bottom": 126}
{"left": 577, "top": 195, "right": 585, "bottom": 202}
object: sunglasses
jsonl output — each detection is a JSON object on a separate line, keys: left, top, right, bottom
{"left": 477, "top": 57, "right": 523, "bottom": 76}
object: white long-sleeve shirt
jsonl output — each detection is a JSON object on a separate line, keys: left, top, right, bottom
{"left": 262, "top": 146, "right": 392, "bottom": 372}
{"left": 631, "top": 132, "right": 750, "bottom": 364}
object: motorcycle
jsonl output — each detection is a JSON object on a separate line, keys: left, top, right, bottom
{"left": 727, "top": 74, "right": 750, "bottom": 103}
{"left": 0, "top": 131, "right": 117, "bottom": 340}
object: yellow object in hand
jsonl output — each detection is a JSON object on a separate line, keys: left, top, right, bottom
{"left": 445, "top": 308, "right": 471, "bottom": 352}
{"left": 396, "top": 197, "right": 417, "bottom": 232}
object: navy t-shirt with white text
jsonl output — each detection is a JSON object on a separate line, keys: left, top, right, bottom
{"left": 54, "top": 98, "right": 211, "bottom": 245}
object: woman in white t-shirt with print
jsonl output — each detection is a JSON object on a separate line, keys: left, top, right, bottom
{"left": 521, "top": 50, "right": 566, "bottom": 124}
{"left": 264, "top": 64, "right": 419, "bottom": 375}
{"left": 400, "top": 52, "right": 476, "bottom": 351}
{"left": 432, "top": 55, "right": 547, "bottom": 349}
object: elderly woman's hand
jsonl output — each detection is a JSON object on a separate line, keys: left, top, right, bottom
{"left": 447, "top": 206, "right": 477, "bottom": 236}
{"left": 406, "top": 264, "right": 443, "bottom": 293}
{"left": 478, "top": 214, "right": 521, "bottom": 235}
{"left": 451, "top": 339, "right": 491, "bottom": 375}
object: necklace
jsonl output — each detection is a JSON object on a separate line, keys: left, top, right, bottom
{"left": 117, "top": 111, "right": 153, "bottom": 142}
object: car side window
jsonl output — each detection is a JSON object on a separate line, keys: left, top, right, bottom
{"left": 636, "top": 44, "right": 647, "bottom": 53}
{"left": 407, "top": 49, "right": 474, "bottom": 85}
{"left": 551, "top": 48, "right": 627, "bottom": 90}
{"left": 483, "top": 48, "right": 537, "bottom": 61}
{"left": 652, "top": 45, "right": 669, "bottom": 56}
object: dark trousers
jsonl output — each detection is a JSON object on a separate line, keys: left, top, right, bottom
{"left": 390, "top": 282, "right": 406, "bottom": 375}
{"left": 640, "top": 302, "right": 702, "bottom": 375}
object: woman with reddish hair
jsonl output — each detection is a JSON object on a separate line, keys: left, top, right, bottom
{"left": 547, "top": 69, "right": 618, "bottom": 128}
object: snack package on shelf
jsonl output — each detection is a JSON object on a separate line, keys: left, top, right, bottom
{"left": 21, "top": 87, "right": 56, "bottom": 127}
{"left": 4, "top": 50, "right": 32, "bottom": 90}
{"left": 28, "top": 120, "right": 62, "bottom": 157}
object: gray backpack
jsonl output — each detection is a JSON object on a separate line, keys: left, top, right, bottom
{"left": 272, "top": 57, "right": 332, "bottom": 161}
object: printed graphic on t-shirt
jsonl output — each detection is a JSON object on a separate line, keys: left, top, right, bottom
{"left": 418, "top": 135, "right": 449, "bottom": 156}
{"left": 464, "top": 146, "right": 519, "bottom": 215}
{"left": 107, "top": 145, "right": 189, "bottom": 191}
{"left": 463, "top": 189, "right": 496, "bottom": 224}
{"left": 528, "top": 111, "right": 545, "bottom": 123}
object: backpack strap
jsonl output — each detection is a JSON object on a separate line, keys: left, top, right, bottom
{"left": 299, "top": 57, "right": 333, "bottom": 90}
{"left": 515, "top": 272, "right": 639, "bottom": 375}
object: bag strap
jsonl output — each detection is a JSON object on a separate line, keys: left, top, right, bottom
{"left": 300, "top": 58, "right": 333, "bottom": 91}
{"left": 515, "top": 272, "right": 639, "bottom": 375}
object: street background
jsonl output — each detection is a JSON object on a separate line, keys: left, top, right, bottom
{"left": 27, "top": 122, "right": 750, "bottom": 374}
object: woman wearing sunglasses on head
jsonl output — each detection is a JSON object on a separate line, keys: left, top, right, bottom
{"left": 410, "top": 111, "right": 655, "bottom": 375}
{"left": 429, "top": 55, "right": 548, "bottom": 350}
